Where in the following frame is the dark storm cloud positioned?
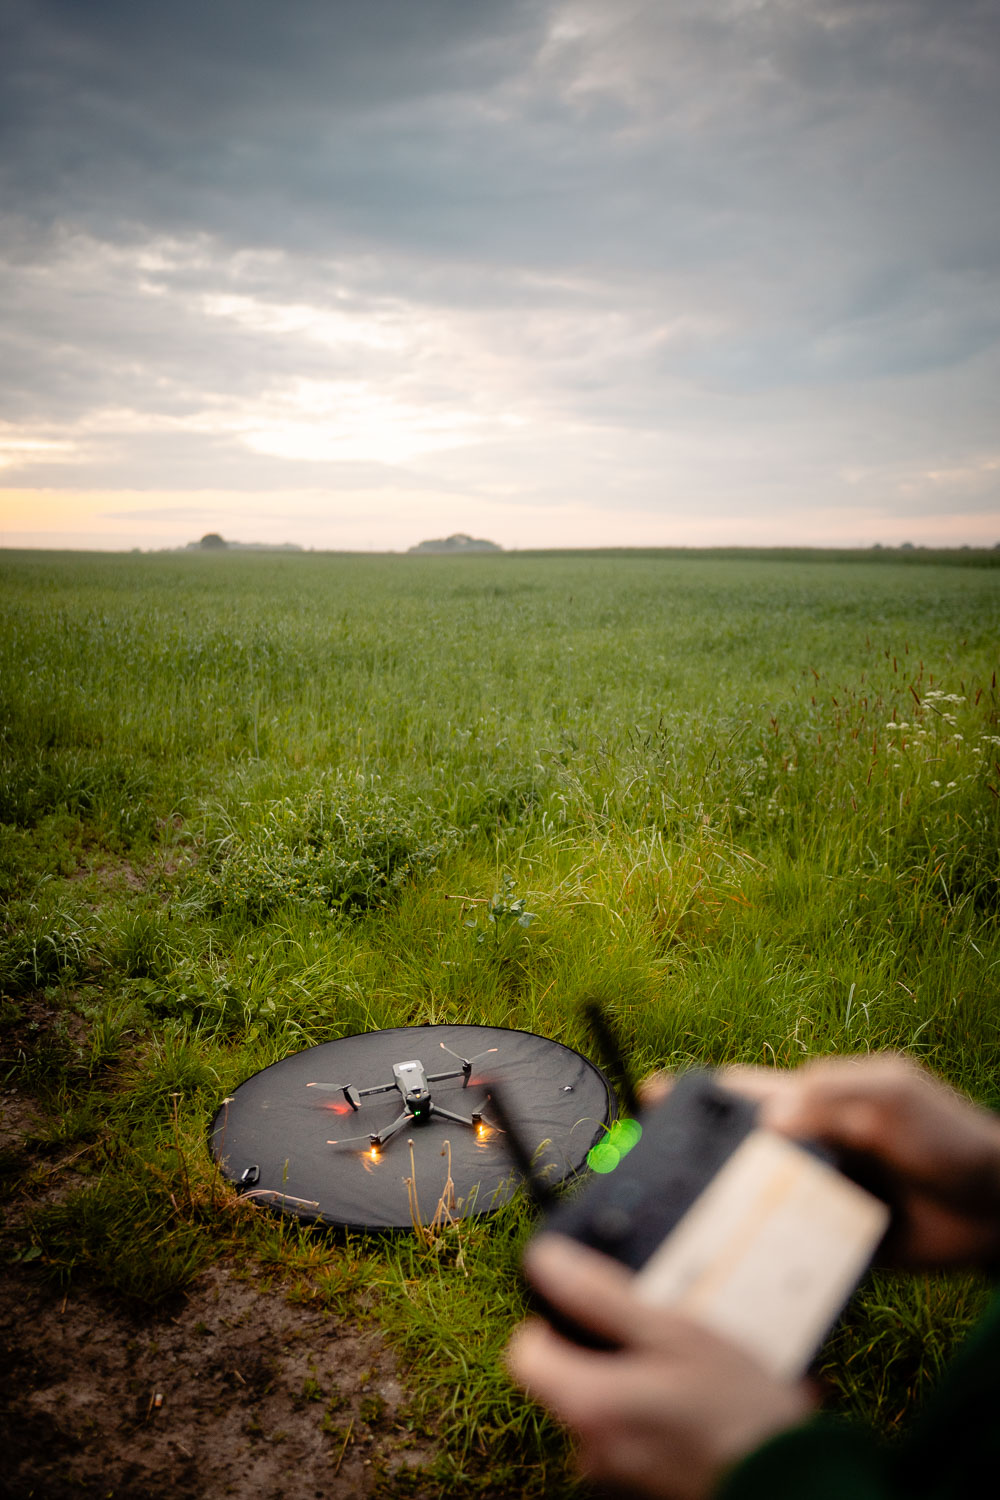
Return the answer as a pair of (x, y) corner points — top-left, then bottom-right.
(5, 0), (997, 277)
(1, 0), (545, 256)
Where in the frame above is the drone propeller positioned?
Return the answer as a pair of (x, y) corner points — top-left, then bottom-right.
(307, 1081), (363, 1110)
(327, 1127), (384, 1157)
(307, 1079), (399, 1108)
(429, 1042), (500, 1086)
(438, 1042), (499, 1068)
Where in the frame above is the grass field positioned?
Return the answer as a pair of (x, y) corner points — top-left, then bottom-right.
(2, 546), (999, 1495)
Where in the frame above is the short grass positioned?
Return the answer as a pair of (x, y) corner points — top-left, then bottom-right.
(2, 546), (999, 1495)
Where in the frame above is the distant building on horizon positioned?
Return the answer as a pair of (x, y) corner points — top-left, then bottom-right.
(407, 532), (502, 554)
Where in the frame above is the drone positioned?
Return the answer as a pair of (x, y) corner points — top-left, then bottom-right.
(306, 1042), (500, 1157)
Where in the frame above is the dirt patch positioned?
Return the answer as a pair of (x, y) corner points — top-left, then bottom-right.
(1, 992), (91, 1049)
(67, 846), (196, 894)
(0, 1086), (46, 1152)
(1, 1067), (437, 1500)
(67, 857), (147, 893)
(0, 1262), (436, 1500)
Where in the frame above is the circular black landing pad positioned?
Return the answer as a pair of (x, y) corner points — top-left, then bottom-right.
(210, 1024), (613, 1231)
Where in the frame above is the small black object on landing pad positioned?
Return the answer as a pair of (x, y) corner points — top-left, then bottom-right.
(210, 1024), (613, 1231)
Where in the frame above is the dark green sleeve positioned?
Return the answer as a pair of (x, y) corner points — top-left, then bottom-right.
(716, 1421), (895, 1500)
(894, 1288), (1000, 1498)
(719, 1289), (1000, 1500)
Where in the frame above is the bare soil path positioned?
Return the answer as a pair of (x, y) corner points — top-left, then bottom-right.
(0, 1260), (435, 1500)
(0, 1076), (439, 1500)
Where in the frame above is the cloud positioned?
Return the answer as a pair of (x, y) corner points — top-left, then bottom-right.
(6, 2), (998, 279)
(1, 1), (999, 547)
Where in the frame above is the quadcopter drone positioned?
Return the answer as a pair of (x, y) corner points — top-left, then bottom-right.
(306, 1042), (500, 1157)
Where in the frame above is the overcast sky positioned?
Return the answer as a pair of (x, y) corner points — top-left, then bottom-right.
(2, 0), (998, 551)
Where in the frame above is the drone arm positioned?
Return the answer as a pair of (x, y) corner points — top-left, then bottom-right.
(425, 1068), (467, 1084)
(327, 1107), (412, 1150)
(373, 1110), (414, 1148)
(357, 1081), (399, 1099)
(428, 1101), (477, 1128)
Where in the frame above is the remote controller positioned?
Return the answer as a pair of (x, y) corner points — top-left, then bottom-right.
(526, 1068), (891, 1376)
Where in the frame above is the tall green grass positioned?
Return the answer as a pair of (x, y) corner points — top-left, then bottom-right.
(1, 547), (998, 1495)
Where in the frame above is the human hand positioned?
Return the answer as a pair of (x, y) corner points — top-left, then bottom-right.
(642, 1054), (1000, 1270)
(507, 1234), (812, 1500)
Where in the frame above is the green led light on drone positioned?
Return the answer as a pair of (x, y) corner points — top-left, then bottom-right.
(586, 1117), (643, 1175)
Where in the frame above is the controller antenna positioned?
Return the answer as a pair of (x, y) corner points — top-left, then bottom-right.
(487, 1084), (558, 1213)
(580, 998), (641, 1119)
